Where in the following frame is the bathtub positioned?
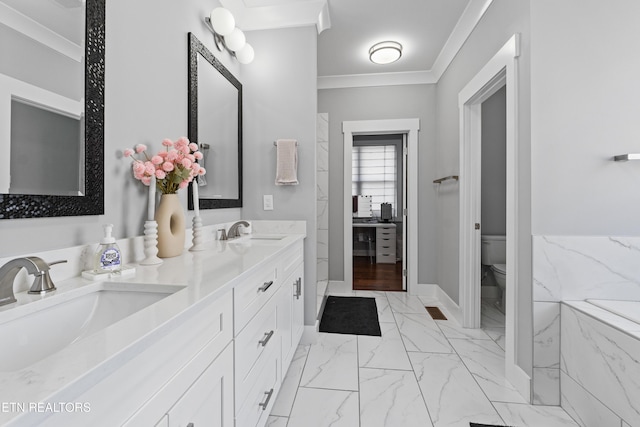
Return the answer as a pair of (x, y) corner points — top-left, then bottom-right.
(560, 300), (640, 426)
(586, 299), (640, 326)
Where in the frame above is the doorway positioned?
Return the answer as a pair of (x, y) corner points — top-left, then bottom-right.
(342, 119), (419, 294)
(351, 134), (406, 291)
(458, 34), (530, 401)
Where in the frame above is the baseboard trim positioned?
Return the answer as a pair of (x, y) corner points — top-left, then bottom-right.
(410, 283), (440, 296)
(508, 363), (532, 403)
(412, 284), (463, 325)
(301, 323), (318, 345)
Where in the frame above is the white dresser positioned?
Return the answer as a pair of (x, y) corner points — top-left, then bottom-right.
(375, 225), (396, 264)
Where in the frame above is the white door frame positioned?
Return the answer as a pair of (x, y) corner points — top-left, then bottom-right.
(458, 34), (530, 400)
(343, 119), (420, 293)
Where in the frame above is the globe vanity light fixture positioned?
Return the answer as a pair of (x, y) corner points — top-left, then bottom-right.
(369, 41), (402, 65)
(205, 7), (254, 64)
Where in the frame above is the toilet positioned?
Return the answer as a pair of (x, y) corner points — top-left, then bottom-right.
(481, 235), (506, 312)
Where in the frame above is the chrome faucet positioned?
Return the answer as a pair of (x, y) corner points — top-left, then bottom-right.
(227, 221), (250, 239)
(0, 257), (66, 307)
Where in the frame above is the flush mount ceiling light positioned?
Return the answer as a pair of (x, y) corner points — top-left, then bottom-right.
(369, 41), (402, 65)
(204, 7), (254, 64)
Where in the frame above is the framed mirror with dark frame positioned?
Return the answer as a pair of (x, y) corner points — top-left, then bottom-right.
(187, 32), (243, 210)
(0, 0), (105, 219)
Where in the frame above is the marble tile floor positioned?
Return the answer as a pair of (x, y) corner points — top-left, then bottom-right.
(268, 288), (580, 427)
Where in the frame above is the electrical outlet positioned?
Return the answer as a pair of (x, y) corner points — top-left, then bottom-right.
(263, 195), (274, 210)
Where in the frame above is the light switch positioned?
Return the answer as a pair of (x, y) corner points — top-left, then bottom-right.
(263, 195), (273, 210)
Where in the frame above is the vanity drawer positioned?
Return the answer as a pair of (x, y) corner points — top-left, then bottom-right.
(234, 264), (280, 334)
(235, 300), (279, 404)
(280, 240), (304, 282)
(376, 238), (395, 252)
(235, 347), (280, 427)
(376, 226), (395, 237)
(376, 253), (396, 264)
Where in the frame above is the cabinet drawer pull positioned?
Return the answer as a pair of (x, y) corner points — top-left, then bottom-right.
(259, 388), (274, 410)
(296, 278), (302, 299)
(258, 330), (275, 347)
(258, 280), (274, 292)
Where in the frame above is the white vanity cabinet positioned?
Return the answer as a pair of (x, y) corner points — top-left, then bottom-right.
(163, 344), (234, 427)
(277, 260), (304, 370)
(119, 291), (235, 427)
(6, 234), (306, 427)
(234, 239), (305, 427)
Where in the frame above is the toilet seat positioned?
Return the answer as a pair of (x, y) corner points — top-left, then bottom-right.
(492, 264), (507, 275)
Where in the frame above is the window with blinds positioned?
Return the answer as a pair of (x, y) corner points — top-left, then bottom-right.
(352, 145), (397, 217)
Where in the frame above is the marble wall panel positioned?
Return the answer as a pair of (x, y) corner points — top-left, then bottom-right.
(316, 114), (329, 284)
(561, 304), (640, 426)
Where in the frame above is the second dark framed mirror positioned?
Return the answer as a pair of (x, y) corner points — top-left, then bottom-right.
(187, 32), (242, 210)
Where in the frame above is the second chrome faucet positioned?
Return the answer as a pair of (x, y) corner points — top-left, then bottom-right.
(219, 221), (250, 241)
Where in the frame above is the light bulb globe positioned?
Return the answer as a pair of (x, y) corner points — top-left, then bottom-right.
(210, 8), (235, 36)
(236, 43), (254, 64)
(225, 28), (246, 52)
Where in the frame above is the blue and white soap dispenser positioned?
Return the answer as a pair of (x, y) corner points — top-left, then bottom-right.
(94, 224), (122, 274)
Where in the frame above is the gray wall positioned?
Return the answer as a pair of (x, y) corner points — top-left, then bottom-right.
(481, 86), (507, 236)
(530, 0), (640, 235)
(434, 0), (532, 375)
(0, 0), (244, 257)
(318, 84), (437, 285)
(241, 27), (318, 325)
(10, 100), (81, 195)
(0, 22), (82, 100)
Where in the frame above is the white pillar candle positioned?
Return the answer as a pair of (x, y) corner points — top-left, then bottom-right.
(192, 178), (200, 217)
(148, 179), (156, 221)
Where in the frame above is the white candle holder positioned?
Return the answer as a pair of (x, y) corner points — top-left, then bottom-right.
(189, 215), (207, 251)
(140, 220), (163, 265)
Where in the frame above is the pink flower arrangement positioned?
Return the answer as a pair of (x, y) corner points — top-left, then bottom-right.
(123, 137), (206, 194)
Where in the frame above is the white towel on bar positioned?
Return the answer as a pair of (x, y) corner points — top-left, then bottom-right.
(275, 139), (299, 185)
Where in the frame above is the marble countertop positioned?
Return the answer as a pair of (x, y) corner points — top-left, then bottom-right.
(0, 231), (305, 424)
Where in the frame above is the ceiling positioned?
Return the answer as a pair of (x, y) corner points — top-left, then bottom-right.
(224, 0), (494, 87)
(317, 0), (470, 77)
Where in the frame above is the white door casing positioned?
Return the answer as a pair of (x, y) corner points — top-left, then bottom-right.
(458, 34), (530, 401)
(343, 119), (420, 293)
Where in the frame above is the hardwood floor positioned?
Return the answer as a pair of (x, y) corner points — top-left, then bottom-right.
(352, 256), (403, 291)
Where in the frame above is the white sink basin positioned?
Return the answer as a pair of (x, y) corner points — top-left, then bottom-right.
(249, 234), (287, 241)
(0, 282), (183, 372)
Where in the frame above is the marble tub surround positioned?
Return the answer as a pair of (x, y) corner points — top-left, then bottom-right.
(531, 235), (640, 406)
(561, 302), (640, 427)
(0, 223), (305, 426)
(533, 235), (640, 302)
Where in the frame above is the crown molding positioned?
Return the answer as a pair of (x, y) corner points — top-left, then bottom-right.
(318, 70), (437, 90)
(221, 0), (330, 33)
(318, 0), (494, 89)
(430, 0), (494, 80)
(0, 2), (82, 62)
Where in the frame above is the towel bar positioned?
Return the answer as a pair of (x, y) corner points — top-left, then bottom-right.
(433, 175), (459, 184)
(273, 141), (298, 146)
(613, 154), (640, 161)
